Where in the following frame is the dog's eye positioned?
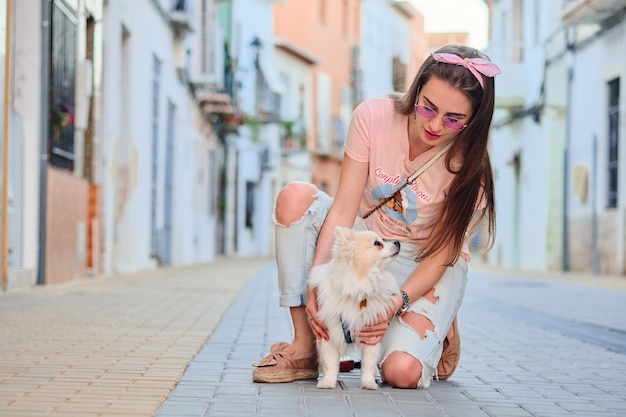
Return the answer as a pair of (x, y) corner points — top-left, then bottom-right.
(374, 241), (383, 247)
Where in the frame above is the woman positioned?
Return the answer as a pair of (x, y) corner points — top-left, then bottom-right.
(253, 44), (499, 389)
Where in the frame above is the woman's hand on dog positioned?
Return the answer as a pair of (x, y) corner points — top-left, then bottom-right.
(305, 286), (401, 344)
(306, 287), (329, 340)
(358, 297), (401, 345)
(358, 313), (393, 345)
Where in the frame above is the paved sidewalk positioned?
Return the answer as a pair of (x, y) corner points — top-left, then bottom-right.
(1, 257), (625, 417)
(156, 262), (626, 417)
(0, 256), (271, 417)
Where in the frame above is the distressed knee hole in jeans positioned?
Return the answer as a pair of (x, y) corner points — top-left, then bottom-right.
(273, 195), (318, 228)
(401, 288), (439, 338)
(380, 282), (458, 388)
(273, 183), (320, 227)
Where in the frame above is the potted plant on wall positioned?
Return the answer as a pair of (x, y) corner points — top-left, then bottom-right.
(51, 103), (75, 139)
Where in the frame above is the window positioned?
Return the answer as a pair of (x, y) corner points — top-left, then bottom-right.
(245, 181), (255, 229)
(161, 101), (176, 265)
(607, 78), (620, 208)
(49, 0), (78, 171)
(316, 72), (331, 149)
(173, 0), (185, 11)
(208, 150), (217, 216)
(254, 67), (281, 120)
(150, 55), (161, 257)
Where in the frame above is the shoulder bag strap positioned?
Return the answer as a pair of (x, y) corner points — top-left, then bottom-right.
(363, 141), (453, 219)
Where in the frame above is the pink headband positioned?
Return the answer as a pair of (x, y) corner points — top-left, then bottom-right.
(431, 52), (501, 88)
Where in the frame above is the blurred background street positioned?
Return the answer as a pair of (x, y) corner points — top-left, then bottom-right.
(1, 0), (626, 416)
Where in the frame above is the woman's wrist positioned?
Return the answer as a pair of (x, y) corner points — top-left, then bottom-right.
(390, 294), (403, 317)
(395, 290), (411, 317)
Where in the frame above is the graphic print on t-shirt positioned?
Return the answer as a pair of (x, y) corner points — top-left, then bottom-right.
(371, 179), (417, 225)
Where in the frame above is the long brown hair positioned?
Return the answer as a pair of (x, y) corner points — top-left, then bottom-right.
(393, 44), (496, 265)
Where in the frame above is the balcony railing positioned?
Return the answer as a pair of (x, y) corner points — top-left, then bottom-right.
(280, 119), (307, 155)
(562, 0), (626, 25)
(169, 0), (193, 39)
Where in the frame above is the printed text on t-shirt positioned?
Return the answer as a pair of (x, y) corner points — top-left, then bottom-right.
(373, 167), (402, 188)
(408, 182), (432, 203)
(373, 167), (433, 203)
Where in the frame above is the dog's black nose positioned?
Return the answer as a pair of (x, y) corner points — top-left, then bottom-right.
(394, 241), (400, 248)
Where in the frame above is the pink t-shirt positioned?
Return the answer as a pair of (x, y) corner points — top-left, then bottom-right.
(344, 97), (473, 260)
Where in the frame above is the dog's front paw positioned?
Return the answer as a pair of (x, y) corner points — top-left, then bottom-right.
(316, 377), (337, 389)
(360, 376), (378, 390)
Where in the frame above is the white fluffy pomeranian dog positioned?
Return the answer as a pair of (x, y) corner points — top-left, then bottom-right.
(308, 227), (400, 389)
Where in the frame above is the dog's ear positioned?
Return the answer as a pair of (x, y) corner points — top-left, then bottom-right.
(334, 226), (354, 245)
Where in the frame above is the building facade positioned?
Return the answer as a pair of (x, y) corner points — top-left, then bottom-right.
(562, 0), (626, 275)
(487, 0), (626, 275)
(1, 0), (505, 291)
(273, 0), (430, 197)
(487, 0), (568, 271)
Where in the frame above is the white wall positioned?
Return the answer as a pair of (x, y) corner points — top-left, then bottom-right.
(490, 122), (516, 267)
(568, 24), (625, 217)
(567, 20), (626, 272)
(488, 0), (567, 271)
(101, 0), (218, 273)
(489, 0), (626, 273)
